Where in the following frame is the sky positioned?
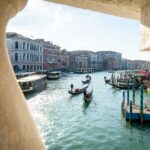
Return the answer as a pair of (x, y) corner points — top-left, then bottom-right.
(6, 0), (150, 60)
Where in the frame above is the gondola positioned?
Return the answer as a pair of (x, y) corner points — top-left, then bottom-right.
(83, 89), (93, 102)
(82, 75), (91, 84)
(109, 82), (133, 89)
(113, 84), (132, 89)
(82, 79), (90, 84)
(68, 85), (88, 95)
(104, 76), (110, 84)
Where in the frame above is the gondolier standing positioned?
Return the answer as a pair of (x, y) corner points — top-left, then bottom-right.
(70, 84), (74, 92)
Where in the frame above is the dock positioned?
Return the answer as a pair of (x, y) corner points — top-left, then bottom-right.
(121, 81), (150, 123)
(122, 104), (150, 122)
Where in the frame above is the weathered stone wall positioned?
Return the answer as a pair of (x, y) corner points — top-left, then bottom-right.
(48, 0), (141, 20)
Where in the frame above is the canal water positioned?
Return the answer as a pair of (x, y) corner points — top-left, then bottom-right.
(26, 72), (150, 150)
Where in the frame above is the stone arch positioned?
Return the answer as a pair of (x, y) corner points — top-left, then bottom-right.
(0, 0), (46, 149)
(1, 0), (150, 150)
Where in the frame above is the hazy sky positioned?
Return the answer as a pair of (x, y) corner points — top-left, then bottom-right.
(6, 0), (150, 60)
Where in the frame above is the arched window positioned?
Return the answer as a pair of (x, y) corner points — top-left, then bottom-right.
(15, 53), (18, 61)
(30, 65), (33, 71)
(23, 53), (25, 61)
(27, 54), (29, 61)
(27, 65), (29, 71)
(23, 42), (25, 49)
(15, 41), (18, 49)
(23, 65), (26, 70)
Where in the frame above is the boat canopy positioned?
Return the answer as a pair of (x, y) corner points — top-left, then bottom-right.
(18, 74), (47, 83)
(138, 70), (150, 78)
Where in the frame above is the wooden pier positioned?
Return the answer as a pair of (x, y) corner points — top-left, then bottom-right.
(121, 81), (150, 123)
(122, 104), (150, 122)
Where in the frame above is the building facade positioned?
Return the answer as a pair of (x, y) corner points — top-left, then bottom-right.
(7, 32), (43, 72)
(97, 51), (122, 70)
(6, 32), (149, 73)
(60, 49), (70, 71)
(69, 50), (122, 72)
(88, 52), (98, 71)
(42, 41), (61, 71)
(122, 59), (150, 70)
(69, 51), (90, 72)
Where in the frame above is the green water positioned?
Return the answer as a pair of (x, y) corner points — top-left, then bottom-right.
(26, 72), (150, 150)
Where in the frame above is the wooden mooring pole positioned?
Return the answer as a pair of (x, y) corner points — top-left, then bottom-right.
(123, 91), (125, 104)
(122, 91), (125, 116)
(140, 84), (144, 123)
(127, 80), (129, 106)
(132, 80), (135, 105)
(129, 100), (132, 123)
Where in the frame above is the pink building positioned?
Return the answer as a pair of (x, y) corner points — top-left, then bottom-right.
(43, 41), (61, 71)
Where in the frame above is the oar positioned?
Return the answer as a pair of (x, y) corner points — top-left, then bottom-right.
(93, 98), (96, 105)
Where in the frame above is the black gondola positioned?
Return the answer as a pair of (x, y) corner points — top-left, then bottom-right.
(104, 76), (110, 84)
(68, 85), (88, 95)
(108, 81), (133, 89)
(82, 75), (91, 84)
(83, 89), (93, 102)
(82, 79), (90, 84)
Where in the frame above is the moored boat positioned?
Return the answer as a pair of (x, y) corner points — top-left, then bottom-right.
(47, 71), (62, 80)
(104, 76), (110, 84)
(18, 74), (47, 93)
(16, 72), (36, 79)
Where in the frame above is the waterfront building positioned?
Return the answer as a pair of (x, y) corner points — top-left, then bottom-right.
(96, 52), (104, 71)
(7, 32), (43, 72)
(88, 52), (98, 71)
(133, 60), (149, 69)
(122, 59), (134, 70)
(75, 55), (89, 68)
(121, 59), (149, 70)
(69, 50), (122, 72)
(60, 49), (70, 72)
(69, 51), (93, 72)
(97, 51), (122, 70)
(43, 41), (61, 71)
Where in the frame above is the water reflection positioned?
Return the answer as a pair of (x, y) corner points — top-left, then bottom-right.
(82, 100), (91, 114)
(26, 72), (150, 150)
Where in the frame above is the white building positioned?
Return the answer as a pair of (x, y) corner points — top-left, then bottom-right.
(7, 32), (43, 72)
(88, 53), (98, 70)
(75, 55), (89, 68)
(97, 51), (122, 70)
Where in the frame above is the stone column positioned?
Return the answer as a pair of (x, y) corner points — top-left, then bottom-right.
(141, 0), (150, 51)
(0, 0), (46, 149)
